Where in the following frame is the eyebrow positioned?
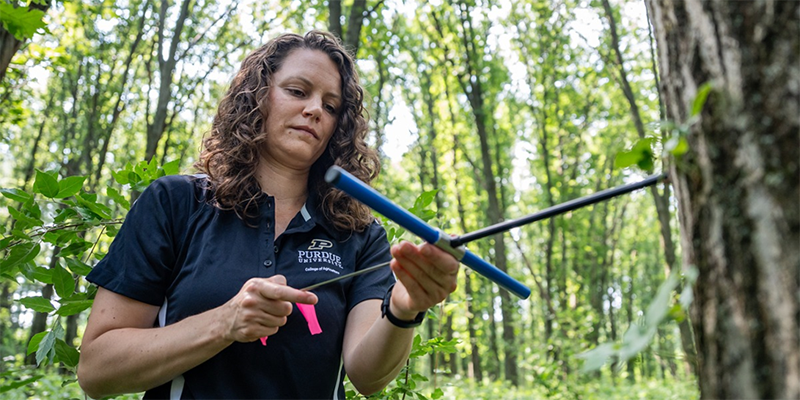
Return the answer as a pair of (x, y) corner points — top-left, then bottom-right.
(285, 76), (341, 101)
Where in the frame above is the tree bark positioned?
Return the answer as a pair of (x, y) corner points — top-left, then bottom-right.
(0, 1), (50, 84)
(343, 0), (366, 57)
(146, 0), (192, 161)
(453, 98), (483, 383)
(454, 2), (518, 384)
(328, 0), (342, 39)
(645, 0), (799, 398)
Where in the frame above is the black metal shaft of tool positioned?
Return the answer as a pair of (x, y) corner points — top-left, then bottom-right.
(449, 174), (667, 247)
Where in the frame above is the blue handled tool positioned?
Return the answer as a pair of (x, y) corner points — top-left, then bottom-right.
(325, 166), (532, 299)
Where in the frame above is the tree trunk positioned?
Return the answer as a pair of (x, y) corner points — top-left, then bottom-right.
(343, 0), (366, 57)
(454, 117), (483, 383)
(645, 1), (799, 398)
(328, 0), (342, 39)
(0, 1), (50, 83)
(146, 0), (192, 161)
(455, 2), (518, 384)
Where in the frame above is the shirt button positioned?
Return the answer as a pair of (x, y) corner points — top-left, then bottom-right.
(274, 247), (279, 253)
(263, 260), (273, 267)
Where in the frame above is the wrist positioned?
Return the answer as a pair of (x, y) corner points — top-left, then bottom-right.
(389, 298), (420, 321)
(381, 284), (425, 328)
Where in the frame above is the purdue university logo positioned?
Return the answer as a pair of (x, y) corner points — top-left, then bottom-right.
(298, 239), (342, 271)
(308, 239), (333, 251)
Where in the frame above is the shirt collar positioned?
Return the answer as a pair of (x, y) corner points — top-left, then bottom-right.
(280, 189), (343, 239)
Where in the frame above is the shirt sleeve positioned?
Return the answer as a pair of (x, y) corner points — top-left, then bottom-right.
(86, 176), (189, 306)
(346, 220), (395, 312)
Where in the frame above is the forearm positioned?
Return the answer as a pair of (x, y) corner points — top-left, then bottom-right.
(343, 301), (418, 395)
(78, 306), (232, 398)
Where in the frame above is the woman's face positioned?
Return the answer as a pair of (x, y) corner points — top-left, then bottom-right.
(260, 49), (342, 171)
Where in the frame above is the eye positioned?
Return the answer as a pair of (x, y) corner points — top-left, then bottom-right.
(324, 104), (338, 114)
(287, 88), (305, 97)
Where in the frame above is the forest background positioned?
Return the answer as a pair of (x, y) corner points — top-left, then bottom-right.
(1, 0), (796, 399)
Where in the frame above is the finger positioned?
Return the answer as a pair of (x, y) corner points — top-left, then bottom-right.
(251, 276), (318, 304)
(419, 243), (460, 276)
(391, 244), (440, 291)
(391, 256), (448, 303)
(392, 242), (456, 287)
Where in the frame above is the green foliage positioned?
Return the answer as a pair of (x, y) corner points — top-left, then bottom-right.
(0, 0), (702, 397)
(442, 377), (698, 400)
(615, 137), (655, 171)
(578, 265), (699, 372)
(0, 160), (179, 377)
(346, 334), (460, 400)
(380, 189), (439, 245)
(0, 366), (141, 399)
(0, 3), (47, 41)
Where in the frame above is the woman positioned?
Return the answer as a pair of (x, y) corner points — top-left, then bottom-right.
(77, 31), (459, 399)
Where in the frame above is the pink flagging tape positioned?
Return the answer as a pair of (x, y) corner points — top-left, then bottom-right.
(259, 303), (322, 346)
(297, 303), (322, 335)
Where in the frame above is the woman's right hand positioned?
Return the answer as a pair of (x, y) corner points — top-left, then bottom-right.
(220, 275), (318, 343)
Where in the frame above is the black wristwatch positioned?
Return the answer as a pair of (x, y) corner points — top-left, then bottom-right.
(381, 284), (426, 328)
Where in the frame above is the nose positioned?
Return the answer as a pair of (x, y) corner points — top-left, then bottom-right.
(303, 96), (323, 120)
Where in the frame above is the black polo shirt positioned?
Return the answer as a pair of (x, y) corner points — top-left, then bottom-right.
(87, 175), (394, 399)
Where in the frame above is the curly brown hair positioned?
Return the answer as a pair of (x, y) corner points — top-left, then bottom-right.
(195, 31), (380, 232)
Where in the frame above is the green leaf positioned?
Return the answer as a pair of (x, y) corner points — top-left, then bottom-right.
(664, 135), (689, 156)
(64, 257), (93, 276)
(0, 375), (42, 393)
(0, 3), (47, 41)
(680, 286), (694, 309)
(33, 169), (59, 198)
(54, 339), (80, 367)
(691, 82), (713, 116)
(55, 299), (93, 316)
(53, 230), (79, 247)
(0, 236), (12, 252)
(27, 331), (47, 355)
(431, 388), (444, 399)
(111, 169), (129, 185)
(53, 319), (65, 339)
(0, 188), (32, 203)
(577, 343), (615, 372)
(645, 273), (679, 326)
(35, 329), (56, 366)
(75, 193), (112, 219)
(413, 189), (438, 210)
(8, 205), (42, 227)
(614, 150), (642, 169)
(22, 197), (41, 218)
(19, 296), (55, 313)
(106, 224), (120, 237)
(615, 137), (655, 171)
(55, 176), (86, 198)
(0, 242), (40, 273)
(58, 239), (93, 257)
(21, 263), (53, 284)
(162, 159), (181, 175)
(53, 207), (79, 223)
(52, 264), (75, 298)
(106, 187), (130, 210)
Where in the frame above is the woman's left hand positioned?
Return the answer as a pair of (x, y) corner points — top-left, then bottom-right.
(388, 241), (460, 320)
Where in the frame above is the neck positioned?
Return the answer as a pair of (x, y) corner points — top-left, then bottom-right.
(255, 159), (310, 203)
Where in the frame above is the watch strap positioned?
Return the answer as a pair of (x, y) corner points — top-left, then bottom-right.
(381, 283), (425, 328)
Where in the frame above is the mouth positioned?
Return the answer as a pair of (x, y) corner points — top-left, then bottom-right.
(292, 125), (318, 139)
